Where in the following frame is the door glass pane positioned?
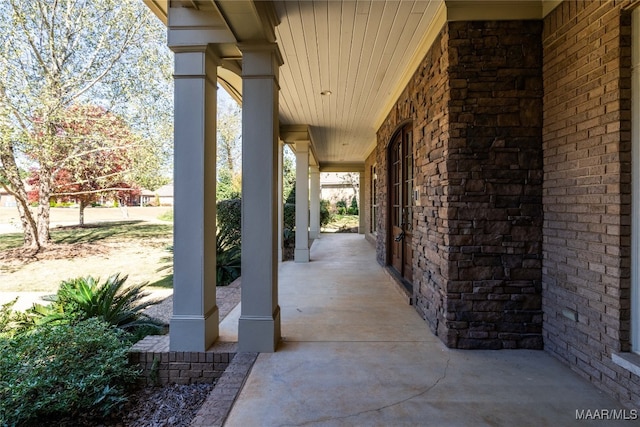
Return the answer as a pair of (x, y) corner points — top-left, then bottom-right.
(406, 130), (413, 231)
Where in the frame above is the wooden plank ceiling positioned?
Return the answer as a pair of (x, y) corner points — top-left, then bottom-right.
(146, 1), (558, 169)
(273, 1), (442, 168)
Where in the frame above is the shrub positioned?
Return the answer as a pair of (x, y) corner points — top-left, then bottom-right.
(156, 227), (241, 287)
(0, 300), (29, 339)
(157, 209), (173, 222)
(217, 198), (241, 245)
(217, 226), (241, 286)
(283, 183), (296, 230)
(283, 202), (296, 230)
(0, 318), (139, 425)
(320, 199), (333, 226)
(336, 199), (347, 215)
(215, 199), (242, 285)
(28, 274), (162, 336)
(347, 196), (359, 215)
(217, 170), (242, 200)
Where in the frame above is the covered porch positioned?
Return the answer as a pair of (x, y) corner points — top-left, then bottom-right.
(144, 0), (640, 409)
(211, 233), (623, 426)
(146, 0), (559, 353)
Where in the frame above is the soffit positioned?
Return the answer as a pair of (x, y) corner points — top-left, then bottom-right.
(147, 1), (562, 170)
(274, 0), (561, 169)
(274, 0), (445, 168)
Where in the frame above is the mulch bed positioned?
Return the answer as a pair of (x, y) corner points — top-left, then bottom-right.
(45, 382), (216, 427)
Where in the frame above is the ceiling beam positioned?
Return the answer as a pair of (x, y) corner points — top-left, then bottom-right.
(215, 0), (279, 43)
(280, 124), (319, 167)
(143, 0), (168, 24)
(445, 0), (556, 21)
(320, 163), (365, 173)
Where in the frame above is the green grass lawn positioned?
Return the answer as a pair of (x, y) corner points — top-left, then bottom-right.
(323, 214), (360, 232)
(0, 221), (172, 251)
(0, 221), (173, 292)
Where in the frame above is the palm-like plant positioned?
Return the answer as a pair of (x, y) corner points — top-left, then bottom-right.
(157, 226), (242, 286)
(216, 226), (241, 286)
(29, 274), (162, 334)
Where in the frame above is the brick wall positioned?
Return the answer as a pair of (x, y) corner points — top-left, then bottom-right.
(542, 0), (639, 407)
(129, 336), (235, 386)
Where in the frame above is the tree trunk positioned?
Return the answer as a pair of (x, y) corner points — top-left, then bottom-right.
(36, 169), (52, 246)
(225, 144), (234, 174)
(119, 198), (129, 218)
(0, 149), (39, 249)
(10, 186), (39, 249)
(15, 198), (38, 249)
(79, 199), (85, 226)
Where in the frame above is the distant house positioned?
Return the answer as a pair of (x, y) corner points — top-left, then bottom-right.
(0, 187), (16, 208)
(139, 183), (174, 207)
(139, 188), (156, 206)
(320, 173), (358, 209)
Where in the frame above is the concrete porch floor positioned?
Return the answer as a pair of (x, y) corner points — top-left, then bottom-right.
(219, 233), (625, 426)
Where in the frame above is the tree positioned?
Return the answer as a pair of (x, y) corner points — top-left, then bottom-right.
(282, 145), (296, 203)
(348, 196), (359, 215)
(217, 94), (241, 175)
(216, 91), (242, 200)
(217, 169), (241, 201)
(340, 172), (360, 203)
(0, 0), (172, 250)
(25, 105), (154, 225)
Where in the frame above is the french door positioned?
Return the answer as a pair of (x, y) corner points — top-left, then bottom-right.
(389, 124), (413, 285)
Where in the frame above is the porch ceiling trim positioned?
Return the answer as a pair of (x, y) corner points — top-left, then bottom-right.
(143, 0), (168, 24)
(320, 162), (365, 174)
(445, 0), (562, 21)
(280, 124), (319, 167)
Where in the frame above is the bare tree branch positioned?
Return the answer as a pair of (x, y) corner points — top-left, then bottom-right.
(52, 187), (137, 196)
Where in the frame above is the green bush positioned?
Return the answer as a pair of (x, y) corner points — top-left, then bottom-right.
(217, 226), (241, 286)
(217, 170), (241, 200)
(0, 300), (29, 339)
(157, 209), (173, 222)
(320, 199), (333, 226)
(283, 183), (296, 230)
(0, 318), (139, 425)
(336, 199), (347, 215)
(347, 196), (359, 215)
(283, 202), (296, 230)
(157, 226), (241, 287)
(217, 198), (241, 245)
(28, 275), (162, 336)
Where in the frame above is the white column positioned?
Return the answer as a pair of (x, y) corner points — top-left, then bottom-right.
(294, 141), (310, 262)
(309, 166), (320, 239)
(278, 141), (285, 261)
(238, 43), (282, 353)
(170, 46), (219, 351)
(359, 172), (366, 234)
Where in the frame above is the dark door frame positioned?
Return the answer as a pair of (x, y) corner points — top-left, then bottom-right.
(386, 121), (414, 294)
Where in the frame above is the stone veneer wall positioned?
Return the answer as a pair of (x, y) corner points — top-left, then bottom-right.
(376, 29), (451, 339)
(542, 0), (639, 407)
(445, 20), (544, 349)
(375, 20), (544, 349)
